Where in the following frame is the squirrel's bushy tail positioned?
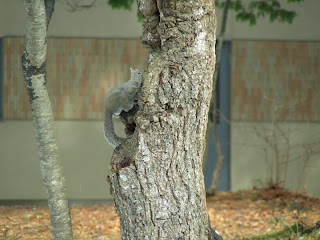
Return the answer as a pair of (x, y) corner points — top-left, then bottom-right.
(104, 110), (125, 148)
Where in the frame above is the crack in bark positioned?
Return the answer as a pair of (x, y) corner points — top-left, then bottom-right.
(138, 0), (161, 50)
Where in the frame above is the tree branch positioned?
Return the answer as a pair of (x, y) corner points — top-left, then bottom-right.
(45, 0), (56, 29)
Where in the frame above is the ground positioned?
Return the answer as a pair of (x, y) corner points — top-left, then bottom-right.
(1, 188), (319, 239)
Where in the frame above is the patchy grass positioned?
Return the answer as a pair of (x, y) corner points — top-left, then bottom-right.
(249, 221), (320, 239)
(1, 188), (319, 239)
(207, 187), (320, 239)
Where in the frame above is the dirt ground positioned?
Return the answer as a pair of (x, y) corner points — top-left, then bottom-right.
(1, 187), (319, 239)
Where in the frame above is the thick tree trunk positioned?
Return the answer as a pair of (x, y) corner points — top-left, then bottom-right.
(22, 1), (73, 239)
(108, 0), (222, 239)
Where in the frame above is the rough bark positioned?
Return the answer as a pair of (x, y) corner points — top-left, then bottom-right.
(22, 0), (73, 239)
(108, 0), (222, 239)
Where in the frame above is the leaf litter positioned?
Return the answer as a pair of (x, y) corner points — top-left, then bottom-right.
(0, 188), (319, 239)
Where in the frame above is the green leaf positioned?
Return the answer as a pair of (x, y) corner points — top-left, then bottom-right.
(236, 11), (252, 22)
(108, 0), (134, 10)
(137, 11), (144, 22)
(248, 1), (258, 11)
(234, 0), (243, 11)
(215, 0), (224, 9)
(249, 13), (256, 26)
(272, 0), (280, 8)
(286, 11), (297, 23)
(287, 0), (304, 3)
(269, 10), (279, 22)
(218, 0), (303, 26)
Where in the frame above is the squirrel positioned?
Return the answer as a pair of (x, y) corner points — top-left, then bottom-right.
(103, 68), (142, 148)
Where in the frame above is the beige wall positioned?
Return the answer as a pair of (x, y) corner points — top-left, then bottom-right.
(0, 120), (126, 200)
(2, 120), (319, 200)
(1, 0), (320, 40)
(231, 122), (320, 197)
(0, 0), (142, 38)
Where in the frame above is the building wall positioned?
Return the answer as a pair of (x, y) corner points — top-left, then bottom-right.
(231, 122), (320, 197)
(230, 41), (320, 197)
(0, 120), (126, 200)
(1, 0), (320, 40)
(0, 37), (148, 200)
(231, 41), (320, 121)
(2, 38), (319, 199)
(0, 0), (142, 38)
(2, 37), (148, 120)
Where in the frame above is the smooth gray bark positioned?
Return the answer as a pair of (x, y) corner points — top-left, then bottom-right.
(108, 0), (222, 239)
(22, 0), (73, 239)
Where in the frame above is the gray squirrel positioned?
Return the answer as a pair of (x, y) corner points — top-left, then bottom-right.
(103, 68), (142, 148)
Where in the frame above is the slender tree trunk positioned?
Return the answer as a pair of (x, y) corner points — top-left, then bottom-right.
(206, 0), (230, 196)
(108, 0), (222, 239)
(22, 1), (73, 239)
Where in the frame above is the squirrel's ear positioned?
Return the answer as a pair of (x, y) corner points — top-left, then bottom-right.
(130, 67), (133, 75)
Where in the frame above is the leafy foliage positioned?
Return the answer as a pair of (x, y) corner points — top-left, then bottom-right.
(108, 0), (144, 21)
(60, 0), (135, 12)
(108, 0), (134, 10)
(216, 0), (304, 26)
(62, 0), (304, 25)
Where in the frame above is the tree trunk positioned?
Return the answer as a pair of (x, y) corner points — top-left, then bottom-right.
(22, 0), (73, 239)
(108, 0), (222, 239)
(206, 0), (230, 196)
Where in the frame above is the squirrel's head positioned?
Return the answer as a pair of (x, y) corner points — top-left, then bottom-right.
(130, 68), (142, 82)
(124, 68), (142, 97)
